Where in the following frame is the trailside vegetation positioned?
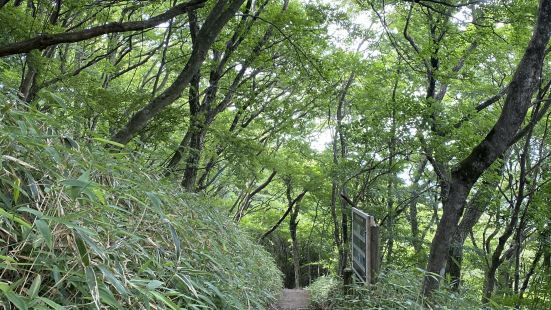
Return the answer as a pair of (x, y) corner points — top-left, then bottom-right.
(1, 0), (550, 309)
(0, 98), (282, 309)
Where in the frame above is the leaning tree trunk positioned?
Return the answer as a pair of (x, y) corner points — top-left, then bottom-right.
(447, 159), (506, 290)
(181, 123), (208, 191)
(385, 71), (398, 263)
(409, 158), (427, 256)
(330, 181), (343, 274)
(166, 1), (280, 186)
(112, 0), (245, 144)
(335, 72), (354, 275)
(290, 201), (301, 288)
(19, 1), (62, 102)
(422, 0), (551, 297)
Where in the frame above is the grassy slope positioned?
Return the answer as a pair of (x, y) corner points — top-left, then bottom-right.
(0, 99), (282, 309)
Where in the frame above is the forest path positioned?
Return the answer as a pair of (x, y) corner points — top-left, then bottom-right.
(277, 289), (310, 310)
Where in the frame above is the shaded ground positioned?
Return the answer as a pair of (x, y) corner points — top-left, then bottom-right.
(277, 289), (310, 310)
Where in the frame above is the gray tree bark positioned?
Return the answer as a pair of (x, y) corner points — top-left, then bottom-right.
(446, 159), (506, 290)
(423, 0), (551, 296)
(0, 0), (207, 57)
(112, 0), (246, 144)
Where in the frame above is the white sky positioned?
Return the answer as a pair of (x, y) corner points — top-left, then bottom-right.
(309, 127), (333, 152)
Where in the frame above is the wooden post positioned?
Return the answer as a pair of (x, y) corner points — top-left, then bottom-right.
(365, 215), (372, 284)
(343, 268), (353, 295)
(369, 222), (379, 284)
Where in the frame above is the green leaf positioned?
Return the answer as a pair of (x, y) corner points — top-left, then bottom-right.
(204, 281), (224, 299)
(0, 255), (16, 263)
(145, 192), (163, 215)
(17, 207), (43, 218)
(98, 286), (121, 309)
(175, 274), (198, 298)
(13, 176), (21, 203)
(0, 281), (29, 310)
(61, 136), (79, 149)
(42, 90), (66, 109)
(44, 146), (61, 164)
(92, 137), (125, 148)
(163, 218), (181, 262)
(146, 280), (164, 290)
(150, 291), (179, 310)
(26, 173), (40, 200)
(28, 275), (42, 298)
(35, 220), (53, 250)
(61, 178), (91, 189)
(97, 264), (128, 297)
(37, 297), (65, 310)
(76, 229), (106, 261)
(74, 232), (90, 267)
(0, 207), (31, 228)
(85, 266), (101, 310)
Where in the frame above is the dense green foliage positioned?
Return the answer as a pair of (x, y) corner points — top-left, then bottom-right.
(1, 0), (551, 309)
(307, 270), (484, 310)
(0, 98), (281, 309)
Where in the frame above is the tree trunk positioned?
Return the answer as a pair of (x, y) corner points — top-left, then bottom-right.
(340, 199), (349, 276)
(164, 2), (278, 183)
(112, 0), (245, 144)
(165, 129), (192, 173)
(335, 73), (354, 274)
(513, 223), (522, 295)
(0, 0), (11, 9)
(447, 160), (506, 290)
(18, 1), (62, 103)
(330, 180), (343, 274)
(19, 61), (38, 101)
(234, 170), (277, 221)
(423, 0), (551, 296)
(519, 246), (543, 299)
(290, 199), (301, 288)
(181, 123), (207, 191)
(385, 72), (398, 263)
(259, 190), (307, 241)
(409, 158), (427, 255)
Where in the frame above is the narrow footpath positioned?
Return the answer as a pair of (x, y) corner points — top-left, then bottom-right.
(277, 289), (310, 310)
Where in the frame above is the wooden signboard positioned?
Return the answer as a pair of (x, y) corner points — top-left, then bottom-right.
(351, 207), (379, 284)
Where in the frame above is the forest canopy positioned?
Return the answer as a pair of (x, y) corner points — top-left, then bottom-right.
(0, 0), (550, 309)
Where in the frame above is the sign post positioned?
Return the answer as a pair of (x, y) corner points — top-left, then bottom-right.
(351, 207), (379, 284)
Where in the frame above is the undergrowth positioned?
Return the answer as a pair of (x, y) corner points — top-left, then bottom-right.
(0, 96), (282, 309)
(307, 269), (487, 310)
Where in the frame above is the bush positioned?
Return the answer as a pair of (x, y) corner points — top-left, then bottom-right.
(306, 268), (486, 310)
(307, 275), (340, 310)
(0, 99), (282, 309)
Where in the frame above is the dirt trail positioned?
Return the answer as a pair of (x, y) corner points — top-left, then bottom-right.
(276, 289), (310, 310)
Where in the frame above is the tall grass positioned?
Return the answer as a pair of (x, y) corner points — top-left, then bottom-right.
(0, 95), (282, 309)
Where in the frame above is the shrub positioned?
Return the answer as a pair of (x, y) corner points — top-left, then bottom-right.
(307, 275), (340, 310)
(0, 98), (282, 309)
(307, 268), (486, 310)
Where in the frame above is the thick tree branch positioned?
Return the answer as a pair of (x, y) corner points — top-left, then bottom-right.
(0, 0), (207, 57)
(259, 190), (307, 241)
(111, 0), (246, 144)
